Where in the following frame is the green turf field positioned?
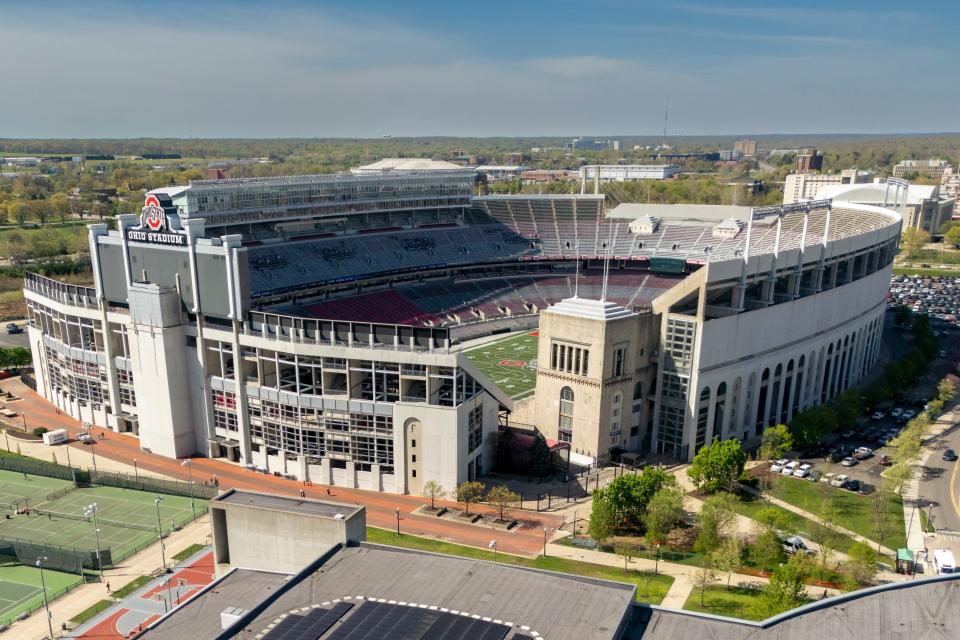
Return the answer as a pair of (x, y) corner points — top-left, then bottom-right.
(0, 474), (203, 561)
(0, 564), (82, 625)
(0, 471), (73, 510)
(465, 330), (540, 399)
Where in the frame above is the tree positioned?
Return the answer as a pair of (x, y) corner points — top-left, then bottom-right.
(455, 481), (486, 516)
(938, 378), (957, 403)
(844, 541), (877, 588)
(693, 556), (718, 606)
(759, 424), (792, 462)
(588, 487), (616, 544)
(807, 495), (842, 567)
(751, 554), (810, 618)
(9, 202), (29, 228)
(694, 492), (738, 554)
(421, 480), (445, 510)
(604, 467), (675, 531)
(751, 529), (785, 574)
(900, 227), (930, 258)
(485, 484), (520, 522)
(945, 224), (960, 247)
(643, 487), (685, 544)
(711, 536), (743, 588)
(871, 488), (897, 556)
(687, 438), (747, 494)
(886, 462), (915, 495)
(892, 304), (912, 327)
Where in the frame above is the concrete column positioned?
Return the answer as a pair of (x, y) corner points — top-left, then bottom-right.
(369, 463), (381, 491)
(320, 458), (332, 485)
(346, 461), (357, 488)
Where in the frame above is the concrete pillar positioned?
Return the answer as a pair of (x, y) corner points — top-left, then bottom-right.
(346, 461), (357, 488)
(319, 458), (332, 485)
(369, 463), (381, 491)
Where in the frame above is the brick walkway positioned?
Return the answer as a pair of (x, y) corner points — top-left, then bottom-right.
(1, 378), (561, 558)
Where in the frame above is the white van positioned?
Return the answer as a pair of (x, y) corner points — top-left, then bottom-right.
(933, 549), (956, 575)
(42, 428), (69, 445)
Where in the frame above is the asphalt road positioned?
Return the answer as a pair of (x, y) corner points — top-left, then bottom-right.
(917, 424), (960, 533)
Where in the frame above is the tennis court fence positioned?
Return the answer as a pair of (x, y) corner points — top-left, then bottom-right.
(0, 537), (102, 575)
(88, 469), (219, 500)
(0, 571), (84, 630)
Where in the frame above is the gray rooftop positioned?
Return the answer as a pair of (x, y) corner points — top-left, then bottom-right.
(142, 568), (291, 640)
(639, 574), (960, 639)
(214, 490), (361, 519)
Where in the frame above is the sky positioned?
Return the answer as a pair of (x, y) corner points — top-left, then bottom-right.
(2, 0), (957, 138)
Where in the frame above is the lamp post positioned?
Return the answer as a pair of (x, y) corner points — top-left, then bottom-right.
(36, 556), (54, 639)
(543, 527), (548, 557)
(133, 458), (138, 481)
(181, 459), (196, 519)
(655, 543), (661, 575)
(165, 577), (174, 611)
(394, 507), (400, 535)
(65, 443), (72, 469)
(155, 496), (167, 572)
(84, 503), (104, 582)
(489, 540), (497, 564)
(91, 440), (97, 471)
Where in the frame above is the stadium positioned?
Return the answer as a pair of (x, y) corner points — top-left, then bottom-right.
(23, 161), (903, 495)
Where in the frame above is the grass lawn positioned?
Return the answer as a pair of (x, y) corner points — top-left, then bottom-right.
(893, 266), (960, 278)
(69, 599), (113, 625)
(172, 543), (207, 563)
(464, 330), (540, 400)
(365, 526), (674, 604)
(683, 585), (767, 621)
(763, 476), (905, 549)
(111, 575), (153, 599)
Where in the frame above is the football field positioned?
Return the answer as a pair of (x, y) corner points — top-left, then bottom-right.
(465, 330), (540, 399)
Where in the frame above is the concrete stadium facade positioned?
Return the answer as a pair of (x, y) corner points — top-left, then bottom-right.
(23, 169), (902, 494)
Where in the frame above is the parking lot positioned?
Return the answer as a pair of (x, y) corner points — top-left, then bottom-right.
(889, 274), (960, 325)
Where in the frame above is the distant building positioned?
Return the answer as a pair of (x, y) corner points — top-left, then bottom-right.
(893, 159), (954, 179)
(718, 149), (742, 162)
(940, 168), (960, 201)
(570, 137), (621, 151)
(580, 165), (681, 183)
(352, 158), (465, 173)
(521, 169), (578, 183)
(733, 139), (758, 156)
(795, 147), (824, 173)
(783, 169), (873, 204)
(656, 152), (720, 162)
(475, 165), (529, 181)
(816, 180), (954, 234)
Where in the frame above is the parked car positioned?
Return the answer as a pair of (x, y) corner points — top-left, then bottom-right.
(871, 411), (887, 421)
(854, 447), (873, 460)
(879, 454), (892, 466)
(770, 459), (789, 473)
(841, 456), (859, 467)
(843, 478), (862, 492)
(793, 463), (813, 478)
(944, 449), (958, 462)
(807, 470), (822, 482)
(857, 483), (875, 496)
(782, 461), (800, 476)
(891, 407), (903, 419)
(831, 474), (849, 487)
(76, 432), (93, 444)
(841, 429), (855, 439)
(820, 472), (836, 485)
(783, 536), (816, 556)
(5, 323), (22, 335)
(902, 409), (917, 420)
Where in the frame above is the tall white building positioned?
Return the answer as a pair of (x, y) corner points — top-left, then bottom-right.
(783, 169), (872, 204)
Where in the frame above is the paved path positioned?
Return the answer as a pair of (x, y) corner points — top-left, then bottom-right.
(0, 379), (562, 558)
(1, 515), (211, 640)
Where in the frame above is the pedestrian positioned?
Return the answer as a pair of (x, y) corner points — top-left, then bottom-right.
(106, 581), (111, 593)
(326, 488), (331, 496)
(299, 489), (305, 498)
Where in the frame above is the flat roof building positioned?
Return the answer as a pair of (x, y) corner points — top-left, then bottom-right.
(783, 169), (872, 204)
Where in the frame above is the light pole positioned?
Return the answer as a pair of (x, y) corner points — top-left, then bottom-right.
(655, 543), (661, 575)
(181, 459), (196, 519)
(134, 458), (138, 481)
(84, 503), (104, 582)
(36, 556), (54, 639)
(543, 527), (548, 557)
(65, 443), (72, 469)
(155, 496), (167, 572)
(91, 441), (97, 471)
(4, 429), (9, 451)
(488, 540), (497, 564)
(165, 577), (174, 611)
(395, 507), (400, 535)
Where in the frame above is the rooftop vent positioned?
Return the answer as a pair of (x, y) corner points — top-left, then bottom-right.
(221, 607), (249, 630)
(629, 215), (660, 235)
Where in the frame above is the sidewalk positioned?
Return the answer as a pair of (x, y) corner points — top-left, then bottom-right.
(2, 515), (212, 640)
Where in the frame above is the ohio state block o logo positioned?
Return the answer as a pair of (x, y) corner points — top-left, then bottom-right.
(141, 195), (166, 231)
(499, 360), (527, 367)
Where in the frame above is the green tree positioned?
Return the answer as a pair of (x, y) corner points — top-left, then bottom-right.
(485, 484), (520, 522)
(588, 487), (616, 544)
(455, 481), (486, 516)
(421, 480), (445, 510)
(808, 494), (842, 567)
(751, 529), (785, 574)
(900, 228), (930, 258)
(693, 557), (718, 607)
(694, 492), (737, 554)
(945, 224), (960, 247)
(751, 554), (810, 618)
(643, 486), (685, 544)
(844, 541), (878, 588)
(604, 467), (676, 531)
(759, 424), (793, 461)
(711, 536), (743, 588)
(687, 438), (747, 493)
(755, 507), (791, 533)
(613, 538), (644, 573)
(938, 378), (957, 403)
(892, 304), (912, 327)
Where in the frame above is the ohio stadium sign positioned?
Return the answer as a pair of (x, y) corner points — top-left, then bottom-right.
(126, 195), (188, 246)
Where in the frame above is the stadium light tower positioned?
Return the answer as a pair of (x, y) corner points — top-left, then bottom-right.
(181, 459), (196, 519)
(84, 502), (104, 582)
(155, 496), (168, 572)
(36, 556), (54, 639)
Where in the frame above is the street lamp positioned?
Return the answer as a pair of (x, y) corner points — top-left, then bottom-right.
(181, 459), (196, 519)
(395, 507), (400, 535)
(543, 527), (549, 557)
(655, 543), (661, 575)
(134, 458), (138, 481)
(155, 496), (167, 572)
(36, 556), (54, 639)
(488, 540), (497, 564)
(84, 503), (104, 582)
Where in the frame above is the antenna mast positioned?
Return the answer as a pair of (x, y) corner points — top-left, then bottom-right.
(662, 95), (669, 148)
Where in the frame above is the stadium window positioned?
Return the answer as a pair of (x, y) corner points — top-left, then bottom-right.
(412, 455), (416, 462)
(412, 439), (416, 448)
(574, 349), (581, 375)
(613, 347), (626, 377)
(551, 343), (558, 369)
(412, 469), (416, 478)
(559, 386), (575, 443)
(582, 350), (589, 376)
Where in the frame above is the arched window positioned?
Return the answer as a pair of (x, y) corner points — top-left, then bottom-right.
(559, 386), (575, 443)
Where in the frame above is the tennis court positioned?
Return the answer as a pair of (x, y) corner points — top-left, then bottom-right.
(465, 330), (540, 399)
(0, 484), (202, 561)
(0, 564), (81, 625)
(0, 469), (73, 511)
